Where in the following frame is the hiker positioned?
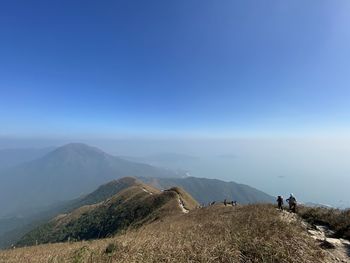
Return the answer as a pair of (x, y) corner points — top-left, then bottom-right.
(286, 193), (297, 213)
(224, 199), (227, 206)
(276, 195), (284, 210)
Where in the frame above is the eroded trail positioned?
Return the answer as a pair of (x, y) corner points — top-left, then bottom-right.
(142, 188), (153, 195)
(178, 197), (189, 213)
(279, 209), (350, 263)
(308, 225), (350, 263)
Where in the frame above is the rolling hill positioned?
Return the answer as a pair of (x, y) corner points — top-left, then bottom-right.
(16, 178), (198, 246)
(0, 177), (145, 248)
(0, 175), (274, 248)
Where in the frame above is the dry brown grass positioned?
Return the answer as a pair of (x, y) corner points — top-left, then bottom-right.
(0, 204), (325, 263)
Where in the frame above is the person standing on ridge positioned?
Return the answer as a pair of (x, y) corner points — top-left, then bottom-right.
(286, 193), (297, 213)
(276, 195), (284, 210)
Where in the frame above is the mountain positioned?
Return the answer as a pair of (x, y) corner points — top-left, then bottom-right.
(1, 175), (274, 248)
(0, 177), (145, 248)
(0, 143), (185, 217)
(0, 147), (54, 170)
(16, 178), (198, 246)
(0, 175), (273, 248)
(139, 176), (275, 204)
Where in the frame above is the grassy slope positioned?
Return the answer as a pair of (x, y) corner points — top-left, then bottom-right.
(0, 204), (324, 263)
(0, 177), (144, 248)
(16, 184), (198, 247)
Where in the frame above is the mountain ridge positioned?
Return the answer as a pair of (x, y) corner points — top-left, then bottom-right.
(16, 179), (198, 246)
(139, 176), (274, 204)
(0, 177), (144, 248)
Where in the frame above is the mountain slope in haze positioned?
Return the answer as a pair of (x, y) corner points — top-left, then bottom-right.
(17, 179), (198, 246)
(0, 147), (54, 170)
(140, 176), (275, 204)
(0, 143), (184, 217)
(0, 177), (142, 248)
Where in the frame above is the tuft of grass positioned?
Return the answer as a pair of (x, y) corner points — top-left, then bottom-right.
(298, 206), (350, 240)
(70, 246), (91, 263)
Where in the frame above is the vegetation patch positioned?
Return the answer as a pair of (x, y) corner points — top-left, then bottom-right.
(298, 206), (350, 240)
(16, 185), (196, 246)
(70, 246), (91, 263)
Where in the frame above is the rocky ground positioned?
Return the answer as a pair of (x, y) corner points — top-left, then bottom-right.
(280, 209), (350, 263)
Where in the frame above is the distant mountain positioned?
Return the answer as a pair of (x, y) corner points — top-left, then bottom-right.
(0, 147), (54, 170)
(303, 202), (333, 209)
(16, 178), (198, 246)
(139, 176), (275, 205)
(0, 143), (184, 217)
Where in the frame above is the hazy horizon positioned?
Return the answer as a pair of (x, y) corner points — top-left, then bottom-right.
(1, 136), (349, 208)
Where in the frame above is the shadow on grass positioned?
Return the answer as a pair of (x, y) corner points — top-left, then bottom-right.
(346, 243), (350, 258)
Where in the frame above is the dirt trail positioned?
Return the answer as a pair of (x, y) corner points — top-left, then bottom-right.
(178, 197), (189, 213)
(279, 209), (350, 263)
(142, 188), (153, 195)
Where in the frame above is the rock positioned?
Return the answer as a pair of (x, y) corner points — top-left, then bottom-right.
(325, 238), (342, 246)
(340, 239), (350, 245)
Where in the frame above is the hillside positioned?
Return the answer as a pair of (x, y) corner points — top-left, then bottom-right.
(0, 143), (184, 217)
(140, 176), (274, 204)
(0, 204), (327, 263)
(0, 177), (149, 248)
(0, 175), (274, 249)
(16, 181), (198, 246)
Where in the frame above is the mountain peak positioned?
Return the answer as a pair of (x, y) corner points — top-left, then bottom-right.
(42, 143), (110, 163)
(53, 143), (106, 155)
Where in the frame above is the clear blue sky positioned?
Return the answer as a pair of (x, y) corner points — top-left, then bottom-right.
(1, 1), (350, 138)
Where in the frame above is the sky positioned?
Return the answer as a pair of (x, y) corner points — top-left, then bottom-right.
(1, 0), (350, 138)
(1, 1), (350, 207)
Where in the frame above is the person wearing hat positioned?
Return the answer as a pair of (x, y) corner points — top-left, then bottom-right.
(286, 193), (297, 213)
